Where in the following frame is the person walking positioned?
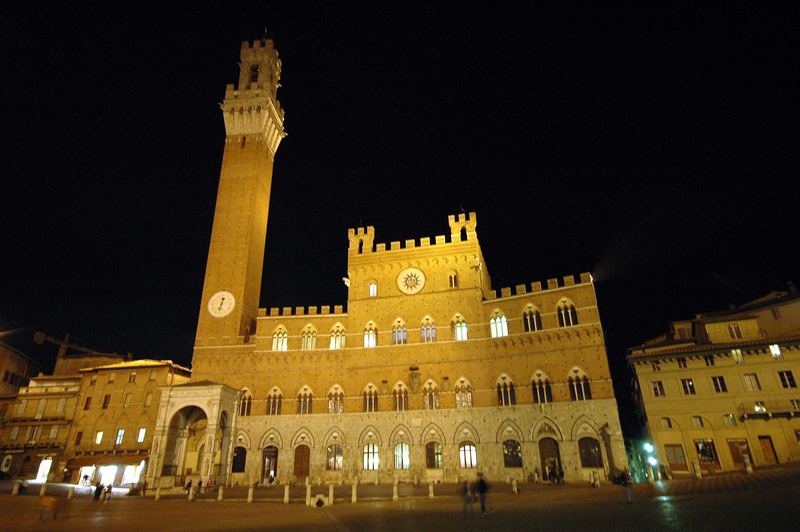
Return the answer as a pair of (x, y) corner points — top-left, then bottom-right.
(185, 479), (193, 495)
(460, 481), (474, 518)
(93, 483), (103, 502)
(103, 484), (112, 503)
(621, 469), (633, 503)
(475, 473), (490, 517)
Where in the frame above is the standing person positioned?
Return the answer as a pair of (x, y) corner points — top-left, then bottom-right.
(103, 484), (112, 503)
(460, 481), (473, 518)
(198, 479), (203, 494)
(93, 483), (103, 502)
(141, 478), (147, 496)
(621, 469), (632, 503)
(185, 479), (193, 495)
(557, 466), (565, 486)
(475, 473), (489, 517)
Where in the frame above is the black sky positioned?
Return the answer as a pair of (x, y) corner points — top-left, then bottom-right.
(2, 2), (798, 436)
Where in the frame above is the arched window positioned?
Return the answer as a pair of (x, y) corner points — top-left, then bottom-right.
(327, 444), (343, 471)
(266, 388), (283, 415)
(232, 446), (247, 473)
(422, 381), (439, 410)
(490, 312), (509, 338)
(363, 443), (379, 470)
(239, 392), (252, 416)
(459, 442), (477, 468)
(568, 368), (592, 401)
(503, 439), (523, 468)
(496, 375), (516, 406)
(301, 325), (317, 350)
(394, 442), (410, 470)
(448, 272), (459, 289)
(329, 324), (346, 350)
(531, 373), (553, 404)
(578, 437), (603, 467)
(363, 322), (378, 348)
(297, 387), (313, 414)
(392, 319), (407, 345)
(363, 384), (379, 413)
(426, 441), (443, 469)
(327, 385), (344, 414)
(393, 383), (409, 412)
(523, 305), (543, 332)
(272, 328), (288, 351)
(368, 281), (378, 298)
(557, 299), (579, 327)
(454, 378), (473, 409)
(420, 317), (437, 343)
(452, 315), (468, 341)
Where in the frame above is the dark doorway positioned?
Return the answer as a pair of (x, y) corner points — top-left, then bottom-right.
(538, 438), (561, 477)
(758, 436), (778, 465)
(262, 446), (279, 483)
(727, 439), (751, 468)
(231, 446), (247, 473)
(293, 445), (310, 479)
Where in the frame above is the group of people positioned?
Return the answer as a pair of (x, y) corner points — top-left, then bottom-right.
(92, 483), (113, 502)
(545, 462), (565, 485)
(460, 472), (491, 517)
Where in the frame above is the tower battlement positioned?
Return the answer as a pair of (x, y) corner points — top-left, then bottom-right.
(347, 213), (481, 257)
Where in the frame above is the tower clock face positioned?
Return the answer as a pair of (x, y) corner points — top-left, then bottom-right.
(207, 291), (236, 318)
(396, 268), (426, 295)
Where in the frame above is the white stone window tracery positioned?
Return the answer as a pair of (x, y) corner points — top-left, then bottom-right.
(297, 387), (313, 415)
(267, 390), (283, 415)
(490, 312), (509, 338)
(363, 384), (379, 413)
(272, 328), (288, 351)
(523, 305), (543, 332)
(330, 324), (346, 350)
(421, 317), (437, 343)
(452, 316), (468, 341)
(364, 323), (378, 348)
(557, 299), (579, 327)
(393, 383), (409, 412)
(328, 386), (345, 414)
(568, 368), (592, 401)
(423, 381), (439, 410)
(454, 378), (473, 409)
(301, 326), (317, 350)
(392, 320), (407, 345)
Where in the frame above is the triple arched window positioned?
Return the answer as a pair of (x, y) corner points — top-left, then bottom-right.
(568, 368), (592, 401)
(496, 375), (516, 406)
(454, 378), (473, 409)
(363, 323), (378, 348)
(557, 300), (579, 327)
(239, 392), (252, 416)
(452, 316), (468, 341)
(329, 324), (346, 350)
(422, 381), (439, 410)
(531, 375), (553, 404)
(301, 325), (317, 350)
(363, 384), (379, 413)
(266, 389), (282, 415)
(272, 328), (288, 351)
(393, 383), (409, 412)
(420, 317), (436, 343)
(523, 306), (543, 332)
(328, 385), (344, 414)
(490, 312), (509, 338)
(392, 320), (407, 345)
(297, 387), (313, 414)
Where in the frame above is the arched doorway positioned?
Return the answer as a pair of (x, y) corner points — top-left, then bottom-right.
(262, 446), (278, 483)
(231, 447), (247, 473)
(293, 445), (310, 479)
(539, 438), (561, 477)
(160, 405), (229, 486)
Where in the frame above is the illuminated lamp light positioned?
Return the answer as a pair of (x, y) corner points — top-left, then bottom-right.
(647, 456), (658, 467)
(643, 443), (654, 454)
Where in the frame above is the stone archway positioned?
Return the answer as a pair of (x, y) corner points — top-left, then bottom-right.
(160, 406), (210, 485)
(262, 446), (279, 484)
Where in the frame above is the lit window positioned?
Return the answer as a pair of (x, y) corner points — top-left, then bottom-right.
(393, 384), (409, 412)
(569, 369), (592, 401)
(754, 401), (767, 413)
(392, 321), (408, 345)
(681, 378), (696, 396)
(490, 313), (509, 338)
(328, 387), (345, 414)
(95, 431), (104, 445)
(779, 370), (797, 389)
(503, 439), (523, 468)
(743, 373), (761, 392)
(422, 382), (439, 410)
(301, 327), (317, 350)
(452, 317), (468, 341)
(394, 443), (410, 470)
(454, 379), (473, 409)
(115, 429), (124, 445)
(704, 356), (715, 367)
(459, 442), (477, 468)
(426, 442), (443, 469)
(297, 389), (313, 415)
(363, 443), (379, 470)
(659, 417), (673, 429)
(731, 349), (743, 364)
(723, 414), (737, 427)
(728, 323), (742, 339)
(557, 300), (579, 327)
(272, 329), (288, 351)
(691, 416), (704, 428)
(363, 323), (378, 348)
(532, 376), (553, 404)
(523, 306), (542, 332)
(368, 282), (378, 298)
(327, 444), (343, 471)
(329, 325), (346, 350)
(137, 428), (146, 443)
(712, 376), (727, 393)
(496, 377), (516, 406)
(363, 386), (379, 413)
(652, 381), (665, 397)
(420, 317), (436, 343)
(770, 344), (783, 360)
(123, 393), (132, 408)
(694, 440), (719, 466)
(267, 390), (283, 415)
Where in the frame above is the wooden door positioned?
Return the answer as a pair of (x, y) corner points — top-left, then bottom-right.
(538, 438), (561, 477)
(664, 444), (688, 471)
(758, 436), (778, 465)
(727, 439), (750, 468)
(293, 445), (310, 478)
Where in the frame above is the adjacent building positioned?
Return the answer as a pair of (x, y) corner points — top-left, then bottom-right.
(629, 289), (800, 476)
(147, 39), (628, 490)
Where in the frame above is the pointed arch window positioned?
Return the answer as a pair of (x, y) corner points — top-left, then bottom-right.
(267, 389), (282, 415)
(363, 443), (379, 470)
(454, 378), (473, 409)
(421, 317), (437, 343)
(301, 326), (317, 350)
(459, 442), (477, 468)
(272, 328), (288, 351)
(531, 375), (553, 404)
(368, 282), (378, 298)
(496, 375), (516, 406)
(363, 323), (378, 348)
(557, 300), (579, 327)
(393, 383), (409, 412)
(490, 313), (509, 338)
(422, 381), (439, 410)
(568, 369), (592, 401)
(239, 392), (252, 417)
(363, 385), (379, 413)
(448, 272), (459, 289)
(452, 316), (468, 341)
(297, 388), (313, 414)
(523, 306), (543, 332)
(328, 386), (344, 414)
(329, 324), (346, 350)
(392, 320), (407, 345)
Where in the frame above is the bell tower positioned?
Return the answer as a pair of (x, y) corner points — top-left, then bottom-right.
(195, 38), (285, 345)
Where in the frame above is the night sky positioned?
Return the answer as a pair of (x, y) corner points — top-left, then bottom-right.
(2, 3), (798, 435)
